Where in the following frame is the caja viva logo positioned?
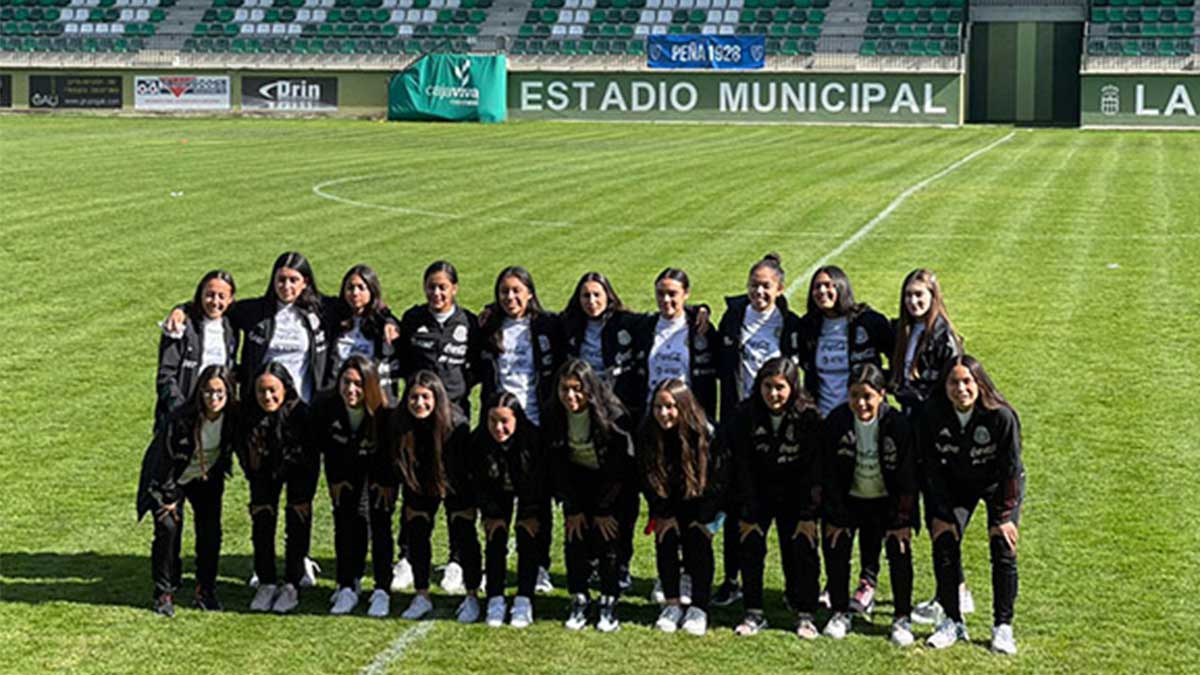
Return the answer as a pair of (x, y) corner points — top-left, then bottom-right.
(426, 58), (479, 101)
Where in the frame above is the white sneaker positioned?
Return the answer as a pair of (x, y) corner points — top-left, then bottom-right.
(510, 596), (534, 628)
(299, 558), (320, 588)
(679, 573), (693, 606)
(330, 587), (359, 615)
(655, 604), (684, 633)
(564, 594), (589, 631)
(960, 585), (976, 615)
(912, 597), (944, 625)
(367, 590), (390, 618)
(329, 578), (362, 603)
(890, 617), (915, 647)
(248, 571), (260, 589)
(991, 624), (1017, 655)
(401, 594), (433, 620)
(681, 606), (708, 636)
(272, 583), (299, 614)
(441, 562), (466, 595)
(534, 567), (554, 594)
(250, 583), (277, 612)
(391, 559), (414, 593)
(650, 578), (666, 605)
(823, 611), (852, 640)
(485, 596), (507, 628)
(456, 595), (481, 624)
(596, 596), (620, 633)
(927, 618), (968, 649)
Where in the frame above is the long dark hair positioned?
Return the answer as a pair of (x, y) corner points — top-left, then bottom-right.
(244, 362), (300, 473)
(336, 264), (384, 332)
(185, 364), (237, 478)
(638, 378), (709, 499)
(545, 358), (627, 449)
(483, 266), (545, 353)
(188, 270), (237, 323)
(891, 268), (961, 388)
(338, 355), (386, 417)
(562, 271), (626, 335)
(752, 356), (816, 415)
(485, 391), (531, 449)
(805, 265), (861, 318)
(265, 251), (322, 314)
(395, 370), (454, 497)
(939, 354), (1014, 414)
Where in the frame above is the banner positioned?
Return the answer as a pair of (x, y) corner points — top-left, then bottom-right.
(243, 77), (338, 112)
(388, 54), (507, 123)
(648, 35), (765, 70)
(0, 74), (10, 108)
(29, 75), (121, 109)
(510, 72), (960, 125)
(134, 75), (230, 111)
(1082, 75), (1200, 127)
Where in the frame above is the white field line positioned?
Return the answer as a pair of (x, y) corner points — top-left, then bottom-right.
(783, 130), (1018, 299)
(359, 622), (435, 675)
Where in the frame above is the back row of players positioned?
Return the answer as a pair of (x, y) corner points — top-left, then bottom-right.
(140, 252), (1024, 654)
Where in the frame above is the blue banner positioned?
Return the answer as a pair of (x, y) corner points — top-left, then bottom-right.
(647, 35), (765, 70)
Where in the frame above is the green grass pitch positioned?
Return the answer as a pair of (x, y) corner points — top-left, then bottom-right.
(1, 116), (1197, 674)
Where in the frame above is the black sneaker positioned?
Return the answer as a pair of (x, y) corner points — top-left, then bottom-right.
(596, 595), (620, 633)
(733, 611), (766, 636)
(194, 587), (223, 612)
(154, 593), (176, 618)
(618, 567), (633, 593)
(711, 579), (742, 607)
(564, 593), (589, 631)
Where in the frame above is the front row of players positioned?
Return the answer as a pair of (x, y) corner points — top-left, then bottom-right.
(140, 350), (1023, 653)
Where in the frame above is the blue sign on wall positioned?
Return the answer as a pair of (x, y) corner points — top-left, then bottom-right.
(647, 35), (766, 70)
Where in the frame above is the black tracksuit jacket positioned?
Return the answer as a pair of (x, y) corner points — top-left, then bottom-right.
(396, 304), (482, 410)
(893, 315), (960, 410)
(548, 412), (636, 518)
(716, 295), (803, 422)
(821, 402), (917, 530)
(797, 304), (895, 403)
(470, 425), (546, 521)
(918, 398), (1024, 526)
(477, 309), (565, 425)
(627, 306), (718, 421)
(154, 314), (239, 423)
(730, 400), (824, 523)
(136, 408), (238, 520)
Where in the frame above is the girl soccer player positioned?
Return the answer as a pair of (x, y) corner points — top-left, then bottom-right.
(797, 265), (894, 419)
(545, 359), (635, 632)
(821, 364), (917, 645)
(473, 393), (547, 628)
(155, 271), (239, 431)
(385, 371), (480, 622)
(239, 363), (317, 614)
(313, 356), (393, 617)
(921, 355), (1025, 655)
(730, 357), (823, 639)
(139, 365), (238, 616)
(638, 379), (727, 636)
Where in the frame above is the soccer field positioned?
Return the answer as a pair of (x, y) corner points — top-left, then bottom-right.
(1, 116), (1197, 674)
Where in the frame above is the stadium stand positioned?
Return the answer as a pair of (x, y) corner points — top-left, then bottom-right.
(1085, 0), (1196, 57)
(0, 0), (969, 65)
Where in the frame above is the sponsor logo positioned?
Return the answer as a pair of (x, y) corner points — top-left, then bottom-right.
(426, 58), (479, 105)
(1100, 84), (1120, 117)
(30, 75), (121, 109)
(243, 77), (338, 112)
(134, 75), (229, 110)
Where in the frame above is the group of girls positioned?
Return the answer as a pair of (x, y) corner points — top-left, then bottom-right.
(138, 251), (1024, 655)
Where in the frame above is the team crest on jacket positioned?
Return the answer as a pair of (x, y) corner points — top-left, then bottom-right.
(452, 325), (468, 342)
(694, 335), (708, 351)
(618, 329), (631, 346)
(973, 427), (991, 445)
(538, 335), (551, 351)
(856, 326), (868, 344)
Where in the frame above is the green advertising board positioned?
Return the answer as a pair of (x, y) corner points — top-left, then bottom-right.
(389, 54), (507, 123)
(1082, 75), (1200, 127)
(508, 71), (961, 125)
